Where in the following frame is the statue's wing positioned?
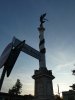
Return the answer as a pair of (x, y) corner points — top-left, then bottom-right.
(42, 13), (46, 18)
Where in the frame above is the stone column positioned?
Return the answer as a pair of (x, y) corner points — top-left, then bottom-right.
(32, 25), (55, 100)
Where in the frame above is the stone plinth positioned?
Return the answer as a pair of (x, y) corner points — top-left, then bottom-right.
(32, 68), (55, 100)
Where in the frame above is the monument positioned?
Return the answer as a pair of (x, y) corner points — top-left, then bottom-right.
(0, 14), (55, 100)
(32, 14), (55, 100)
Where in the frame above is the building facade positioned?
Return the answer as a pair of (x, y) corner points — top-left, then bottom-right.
(62, 90), (75, 100)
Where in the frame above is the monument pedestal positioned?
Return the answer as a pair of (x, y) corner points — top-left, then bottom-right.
(32, 68), (55, 100)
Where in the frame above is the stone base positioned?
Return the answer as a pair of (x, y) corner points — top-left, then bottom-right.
(32, 68), (55, 100)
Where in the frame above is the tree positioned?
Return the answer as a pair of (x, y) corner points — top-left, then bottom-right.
(71, 68), (75, 90)
(70, 84), (75, 91)
(8, 79), (22, 95)
(72, 70), (75, 75)
(55, 95), (63, 100)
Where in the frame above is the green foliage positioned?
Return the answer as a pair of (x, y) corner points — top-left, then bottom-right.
(8, 79), (22, 95)
(70, 84), (75, 90)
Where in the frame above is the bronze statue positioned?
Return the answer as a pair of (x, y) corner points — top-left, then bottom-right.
(40, 13), (48, 27)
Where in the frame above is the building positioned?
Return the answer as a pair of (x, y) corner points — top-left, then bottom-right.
(62, 90), (75, 100)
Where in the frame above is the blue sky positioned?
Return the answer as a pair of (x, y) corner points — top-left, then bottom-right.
(0, 0), (75, 95)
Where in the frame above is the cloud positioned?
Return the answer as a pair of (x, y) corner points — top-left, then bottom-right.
(53, 60), (75, 72)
